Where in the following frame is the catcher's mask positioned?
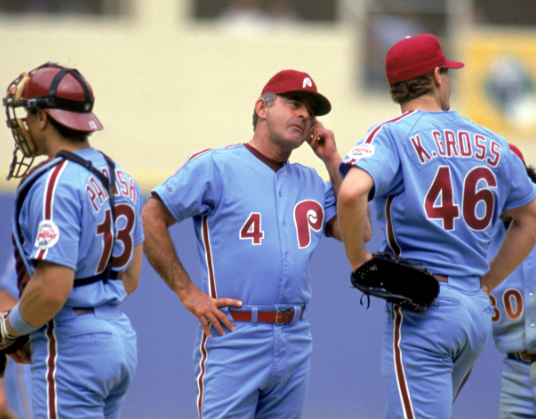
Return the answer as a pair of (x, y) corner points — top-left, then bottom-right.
(3, 62), (103, 180)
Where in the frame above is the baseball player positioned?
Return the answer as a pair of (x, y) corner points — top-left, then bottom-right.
(142, 69), (344, 418)
(488, 144), (536, 418)
(0, 62), (144, 419)
(0, 257), (31, 419)
(336, 34), (536, 419)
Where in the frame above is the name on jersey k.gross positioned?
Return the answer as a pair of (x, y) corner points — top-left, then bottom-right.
(409, 130), (502, 167)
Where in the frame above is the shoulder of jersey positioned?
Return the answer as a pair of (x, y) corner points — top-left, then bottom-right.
(447, 112), (499, 137)
(171, 143), (243, 175)
(184, 143), (243, 164)
(362, 110), (421, 144)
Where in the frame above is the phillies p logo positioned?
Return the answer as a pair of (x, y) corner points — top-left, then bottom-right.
(294, 200), (324, 249)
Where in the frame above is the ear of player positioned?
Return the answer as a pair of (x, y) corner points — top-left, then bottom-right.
(350, 252), (440, 312)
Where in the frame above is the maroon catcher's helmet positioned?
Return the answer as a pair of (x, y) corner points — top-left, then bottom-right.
(3, 62), (103, 179)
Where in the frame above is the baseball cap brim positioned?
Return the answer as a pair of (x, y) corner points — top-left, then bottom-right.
(45, 108), (103, 132)
(281, 90), (331, 117)
(444, 59), (464, 70)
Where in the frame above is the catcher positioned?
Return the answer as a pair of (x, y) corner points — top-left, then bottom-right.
(337, 34), (536, 419)
(1, 62), (144, 419)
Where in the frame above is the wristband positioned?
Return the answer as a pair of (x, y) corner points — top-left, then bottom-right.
(8, 303), (40, 336)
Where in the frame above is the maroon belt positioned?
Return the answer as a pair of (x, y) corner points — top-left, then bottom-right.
(434, 275), (484, 288)
(508, 351), (536, 363)
(435, 275), (448, 283)
(73, 307), (94, 316)
(230, 308), (304, 325)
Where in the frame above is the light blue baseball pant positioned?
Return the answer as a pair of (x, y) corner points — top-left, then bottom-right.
(193, 305), (312, 419)
(498, 356), (536, 418)
(29, 304), (137, 419)
(381, 276), (493, 419)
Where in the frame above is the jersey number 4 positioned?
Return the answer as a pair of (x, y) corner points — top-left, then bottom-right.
(96, 204), (136, 273)
(424, 166), (497, 230)
(239, 201), (324, 248)
(239, 213), (264, 245)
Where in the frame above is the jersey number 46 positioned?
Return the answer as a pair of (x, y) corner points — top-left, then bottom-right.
(424, 166), (497, 231)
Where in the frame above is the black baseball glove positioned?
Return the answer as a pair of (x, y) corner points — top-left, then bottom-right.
(351, 252), (440, 312)
(0, 311), (29, 378)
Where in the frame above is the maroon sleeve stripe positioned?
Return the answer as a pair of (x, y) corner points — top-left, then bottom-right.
(364, 110), (416, 144)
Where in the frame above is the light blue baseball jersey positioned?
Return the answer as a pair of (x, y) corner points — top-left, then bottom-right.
(153, 143), (337, 306)
(488, 219), (536, 418)
(489, 221), (536, 354)
(13, 147), (143, 419)
(15, 147), (144, 307)
(340, 110), (536, 277)
(154, 143), (337, 419)
(341, 109), (535, 419)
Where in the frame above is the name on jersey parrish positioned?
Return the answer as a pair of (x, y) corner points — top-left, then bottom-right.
(86, 168), (137, 212)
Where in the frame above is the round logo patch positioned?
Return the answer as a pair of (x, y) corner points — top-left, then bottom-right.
(35, 220), (60, 250)
(346, 144), (375, 163)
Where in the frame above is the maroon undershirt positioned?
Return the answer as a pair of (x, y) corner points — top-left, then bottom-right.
(244, 143), (285, 173)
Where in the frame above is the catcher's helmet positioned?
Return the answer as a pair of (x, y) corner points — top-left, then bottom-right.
(3, 62), (103, 179)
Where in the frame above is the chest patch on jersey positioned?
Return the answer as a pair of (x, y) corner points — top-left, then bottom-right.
(345, 144), (375, 163)
(35, 220), (60, 250)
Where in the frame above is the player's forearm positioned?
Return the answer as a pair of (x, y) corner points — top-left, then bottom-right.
(7, 261), (73, 335)
(324, 154), (343, 197)
(337, 169), (373, 270)
(338, 194), (369, 270)
(142, 209), (194, 297)
(120, 244), (143, 296)
(484, 208), (536, 292)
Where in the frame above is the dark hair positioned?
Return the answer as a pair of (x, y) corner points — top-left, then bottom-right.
(527, 164), (536, 183)
(30, 109), (90, 142)
(389, 67), (448, 105)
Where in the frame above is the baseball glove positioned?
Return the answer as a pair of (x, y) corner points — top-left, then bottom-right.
(0, 312), (29, 378)
(351, 252), (440, 312)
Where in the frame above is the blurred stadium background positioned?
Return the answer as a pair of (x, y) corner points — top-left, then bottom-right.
(0, 0), (535, 418)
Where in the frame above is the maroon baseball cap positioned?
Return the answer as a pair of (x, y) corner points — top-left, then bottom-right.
(23, 65), (103, 132)
(385, 34), (464, 85)
(261, 70), (331, 116)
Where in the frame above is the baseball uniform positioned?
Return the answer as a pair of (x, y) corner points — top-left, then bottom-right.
(152, 143), (337, 418)
(340, 109), (536, 419)
(489, 220), (536, 418)
(0, 257), (32, 419)
(12, 148), (144, 419)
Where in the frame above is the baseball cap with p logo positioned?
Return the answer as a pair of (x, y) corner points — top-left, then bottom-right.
(385, 34), (464, 85)
(261, 69), (331, 116)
